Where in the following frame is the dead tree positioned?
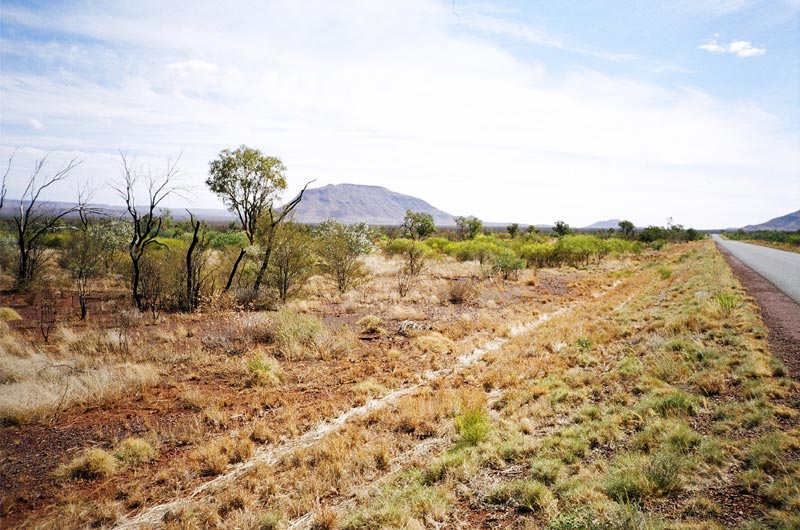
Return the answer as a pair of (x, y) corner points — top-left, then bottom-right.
(12, 155), (82, 289)
(184, 211), (212, 311)
(0, 149), (14, 211)
(112, 152), (182, 311)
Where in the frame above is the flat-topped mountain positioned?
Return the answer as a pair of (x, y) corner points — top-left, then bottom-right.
(287, 183), (456, 225)
(582, 219), (622, 230)
(743, 210), (800, 231)
(0, 184), (462, 226)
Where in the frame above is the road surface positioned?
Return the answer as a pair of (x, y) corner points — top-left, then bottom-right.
(712, 234), (800, 304)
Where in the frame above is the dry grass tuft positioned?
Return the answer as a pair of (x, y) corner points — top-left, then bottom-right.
(246, 352), (283, 387)
(55, 448), (118, 480)
(0, 348), (158, 424)
(190, 436), (254, 476)
(114, 437), (155, 466)
(356, 314), (384, 334)
(269, 310), (328, 360)
(310, 507), (338, 530)
(440, 279), (480, 305)
(0, 307), (22, 321)
(413, 333), (454, 355)
(387, 304), (426, 321)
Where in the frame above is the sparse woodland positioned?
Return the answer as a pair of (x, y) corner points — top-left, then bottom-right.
(0, 152), (797, 530)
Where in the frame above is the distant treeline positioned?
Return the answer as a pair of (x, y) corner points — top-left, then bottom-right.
(723, 229), (800, 247)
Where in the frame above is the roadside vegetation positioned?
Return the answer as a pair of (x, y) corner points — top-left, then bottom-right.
(0, 152), (796, 530)
(722, 229), (800, 253)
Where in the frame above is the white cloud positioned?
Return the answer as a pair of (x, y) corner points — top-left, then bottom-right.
(26, 118), (45, 130)
(727, 40), (766, 57)
(698, 42), (727, 53)
(0, 1), (796, 228)
(699, 36), (766, 57)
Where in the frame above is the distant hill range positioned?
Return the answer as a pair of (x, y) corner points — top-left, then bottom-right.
(288, 184), (455, 226)
(0, 183), (459, 226)
(742, 210), (800, 231)
(582, 219), (622, 230)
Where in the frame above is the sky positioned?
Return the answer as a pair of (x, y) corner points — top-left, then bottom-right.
(1, 0), (798, 229)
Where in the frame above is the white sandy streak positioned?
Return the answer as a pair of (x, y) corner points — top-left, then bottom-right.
(114, 282), (622, 529)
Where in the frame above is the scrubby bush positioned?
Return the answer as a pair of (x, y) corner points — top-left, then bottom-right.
(315, 220), (372, 293)
(388, 238), (432, 297)
(489, 247), (525, 280)
(268, 222), (315, 301)
(269, 310), (327, 359)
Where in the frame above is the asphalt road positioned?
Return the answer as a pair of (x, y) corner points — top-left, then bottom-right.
(712, 234), (800, 304)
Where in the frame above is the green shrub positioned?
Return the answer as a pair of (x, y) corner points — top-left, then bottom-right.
(714, 292), (740, 314)
(490, 247), (525, 280)
(455, 407), (490, 446)
(655, 266), (671, 280)
(547, 509), (609, 530)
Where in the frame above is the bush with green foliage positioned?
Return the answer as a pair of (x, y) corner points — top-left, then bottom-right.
(315, 220), (372, 293)
(268, 222), (316, 301)
(402, 210), (437, 240)
(454, 216), (483, 240)
(490, 247), (525, 280)
(388, 238), (432, 297)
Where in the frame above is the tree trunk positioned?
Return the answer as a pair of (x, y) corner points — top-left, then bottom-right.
(252, 230), (275, 293)
(131, 253), (144, 311)
(77, 276), (88, 320)
(16, 250), (28, 288)
(185, 218), (201, 311)
(223, 249), (246, 293)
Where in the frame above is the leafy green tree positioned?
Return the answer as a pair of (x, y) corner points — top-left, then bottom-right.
(506, 223), (519, 239)
(206, 145), (311, 292)
(552, 220), (571, 237)
(618, 220), (635, 240)
(402, 210), (437, 240)
(315, 220), (372, 292)
(455, 216), (483, 240)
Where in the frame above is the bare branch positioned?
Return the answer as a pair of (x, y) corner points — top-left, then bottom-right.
(276, 179), (316, 224)
(0, 148), (16, 211)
